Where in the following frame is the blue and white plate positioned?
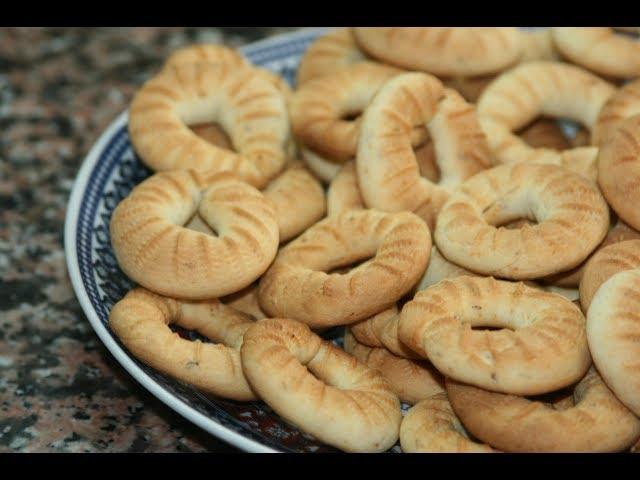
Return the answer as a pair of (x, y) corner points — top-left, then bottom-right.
(64, 27), (394, 453)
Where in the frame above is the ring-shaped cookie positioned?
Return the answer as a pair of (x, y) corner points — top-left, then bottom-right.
(350, 305), (420, 359)
(186, 162), (325, 243)
(579, 240), (640, 312)
(352, 27), (522, 77)
(446, 368), (640, 452)
(128, 62), (290, 188)
(109, 288), (256, 401)
(110, 170), (279, 299)
(597, 114), (640, 231)
(240, 318), (402, 452)
(587, 269), (640, 417)
(357, 74), (492, 230)
(296, 28), (368, 85)
(434, 162), (610, 279)
(593, 79), (640, 145)
(587, 269), (640, 416)
(163, 43), (293, 101)
(541, 219), (640, 289)
(290, 62), (429, 162)
(552, 28), (640, 79)
(343, 329), (444, 405)
(300, 144), (343, 184)
(476, 61), (616, 181)
(400, 393), (495, 453)
(398, 276), (591, 395)
(258, 209), (432, 328)
(326, 142), (440, 217)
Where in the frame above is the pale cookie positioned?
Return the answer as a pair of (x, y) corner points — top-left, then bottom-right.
(240, 318), (402, 452)
(357, 74), (491, 230)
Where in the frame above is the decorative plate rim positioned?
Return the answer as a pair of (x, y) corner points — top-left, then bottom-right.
(63, 27), (333, 454)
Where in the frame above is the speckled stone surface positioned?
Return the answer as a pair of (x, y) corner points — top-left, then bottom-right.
(0, 27), (297, 453)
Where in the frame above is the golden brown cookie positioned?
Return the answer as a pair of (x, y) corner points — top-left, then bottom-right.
(400, 393), (495, 453)
(552, 28), (640, 79)
(343, 329), (444, 405)
(579, 240), (640, 312)
(296, 28), (368, 85)
(597, 114), (640, 231)
(434, 163), (610, 279)
(109, 288), (256, 401)
(258, 209), (431, 328)
(399, 276), (591, 395)
(353, 27), (522, 77)
(128, 62), (290, 188)
(446, 368), (640, 452)
(593, 79), (640, 146)
(110, 170), (279, 299)
(477, 61), (616, 181)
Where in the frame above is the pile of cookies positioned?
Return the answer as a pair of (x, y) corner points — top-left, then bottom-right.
(107, 27), (640, 452)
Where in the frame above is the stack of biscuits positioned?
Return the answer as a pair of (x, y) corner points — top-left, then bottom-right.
(107, 27), (640, 452)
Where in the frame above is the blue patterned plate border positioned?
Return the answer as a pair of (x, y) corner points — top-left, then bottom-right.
(63, 28), (342, 453)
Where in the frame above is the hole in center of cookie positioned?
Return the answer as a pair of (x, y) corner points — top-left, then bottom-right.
(190, 122), (236, 152)
(414, 136), (441, 183)
(517, 116), (589, 150)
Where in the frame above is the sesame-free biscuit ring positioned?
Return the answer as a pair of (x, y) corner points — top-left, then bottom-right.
(579, 240), (640, 312)
(240, 318), (402, 452)
(593, 79), (640, 145)
(343, 328), (444, 405)
(186, 163), (325, 243)
(398, 276), (591, 395)
(296, 28), (368, 85)
(262, 161), (326, 242)
(326, 140), (440, 216)
(350, 305), (420, 360)
(220, 283), (266, 320)
(400, 393), (495, 453)
(163, 43), (293, 101)
(552, 28), (640, 79)
(352, 27), (522, 77)
(109, 288), (257, 401)
(357, 74), (491, 230)
(258, 209), (431, 328)
(476, 61), (616, 181)
(597, 114), (640, 231)
(446, 368), (640, 452)
(110, 170), (279, 300)
(290, 62), (429, 162)
(541, 219), (640, 289)
(299, 144), (343, 183)
(128, 62), (290, 188)
(434, 163), (610, 280)
(587, 269), (640, 417)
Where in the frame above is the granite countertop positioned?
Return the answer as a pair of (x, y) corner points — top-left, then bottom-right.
(0, 27), (297, 453)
